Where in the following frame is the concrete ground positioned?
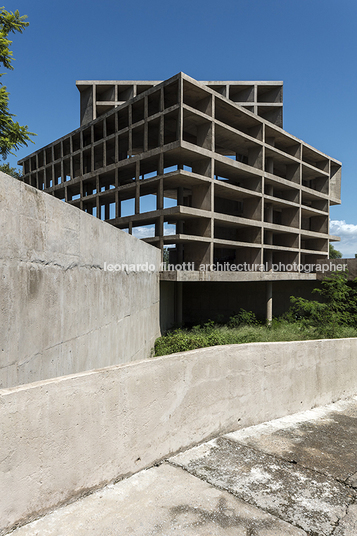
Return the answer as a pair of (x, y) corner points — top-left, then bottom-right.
(11, 397), (357, 536)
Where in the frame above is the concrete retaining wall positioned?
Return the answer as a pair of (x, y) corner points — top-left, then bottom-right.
(0, 172), (160, 388)
(2, 337), (357, 534)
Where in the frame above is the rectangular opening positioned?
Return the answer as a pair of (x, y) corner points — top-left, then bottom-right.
(72, 133), (80, 152)
(148, 118), (160, 149)
(30, 156), (36, 173)
(257, 85), (282, 103)
(140, 194), (157, 213)
(83, 127), (92, 147)
(63, 138), (71, 157)
(99, 171), (115, 191)
(63, 158), (71, 182)
(45, 147), (52, 165)
(118, 84), (134, 102)
(136, 84), (154, 96)
(54, 163), (61, 186)
(37, 151), (44, 168)
(118, 166), (135, 185)
(106, 138), (116, 165)
(106, 114), (116, 137)
(94, 144), (104, 170)
(54, 144), (61, 161)
(118, 132), (129, 160)
(121, 198), (135, 217)
(164, 80), (179, 109)
(72, 154), (81, 178)
(229, 85), (254, 103)
(132, 125), (144, 155)
(132, 99), (145, 124)
(83, 178), (97, 196)
(164, 110), (179, 145)
(148, 90), (161, 116)
(183, 80), (212, 115)
(132, 224), (156, 239)
(94, 121), (104, 142)
(117, 107), (129, 130)
(96, 84), (115, 102)
(83, 149), (92, 174)
(183, 109), (212, 149)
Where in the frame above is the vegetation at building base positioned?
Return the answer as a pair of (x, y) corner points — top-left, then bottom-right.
(154, 272), (357, 357)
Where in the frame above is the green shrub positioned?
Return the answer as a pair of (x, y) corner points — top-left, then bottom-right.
(228, 309), (259, 328)
(153, 275), (357, 356)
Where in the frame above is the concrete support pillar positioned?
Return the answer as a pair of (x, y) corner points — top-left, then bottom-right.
(115, 190), (120, 218)
(96, 177), (100, 218)
(266, 281), (273, 326)
(157, 178), (163, 209)
(135, 162), (140, 214)
(265, 249), (273, 271)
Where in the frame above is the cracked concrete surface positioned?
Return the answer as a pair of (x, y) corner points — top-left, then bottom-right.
(9, 397), (357, 536)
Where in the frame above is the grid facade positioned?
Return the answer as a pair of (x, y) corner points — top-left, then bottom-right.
(77, 77), (284, 128)
(19, 73), (341, 271)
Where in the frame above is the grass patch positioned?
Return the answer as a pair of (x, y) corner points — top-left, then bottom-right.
(155, 274), (357, 357)
(154, 319), (357, 357)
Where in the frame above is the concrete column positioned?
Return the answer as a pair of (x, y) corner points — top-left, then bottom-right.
(266, 281), (273, 325)
(79, 181), (83, 210)
(135, 162), (140, 214)
(265, 249), (273, 271)
(157, 178), (163, 209)
(96, 177), (100, 218)
(60, 160), (64, 186)
(115, 190), (120, 218)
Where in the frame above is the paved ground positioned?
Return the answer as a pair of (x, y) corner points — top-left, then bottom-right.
(11, 397), (357, 536)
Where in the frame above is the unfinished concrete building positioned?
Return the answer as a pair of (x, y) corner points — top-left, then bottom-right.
(18, 72), (341, 325)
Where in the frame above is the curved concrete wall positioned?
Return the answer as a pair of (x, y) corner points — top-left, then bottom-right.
(0, 172), (160, 388)
(2, 337), (357, 534)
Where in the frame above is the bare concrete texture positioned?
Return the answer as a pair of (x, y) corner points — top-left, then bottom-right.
(168, 396), (357, 535)
(2, 338), (357, 533)
(8, 396), (357, 536)
(334, 505), (357, 535)
(0, 172), (160, 388)
(316, 258), (357, 280)
(170, 437), (355, 535)
(226, 397), (357, 482)
(9, 464), (306, 536)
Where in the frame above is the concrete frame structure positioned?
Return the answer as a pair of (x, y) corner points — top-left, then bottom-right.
(77, 79), (284, 128)
(18, 73), (341, 323)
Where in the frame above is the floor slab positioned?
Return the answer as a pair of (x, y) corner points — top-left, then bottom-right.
(226, 397), (357, 482)
(10, 464), (306, 536)
(169, 436), (355, 535)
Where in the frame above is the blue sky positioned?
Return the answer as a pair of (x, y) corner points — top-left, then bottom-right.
(5, 0), (357, 256)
